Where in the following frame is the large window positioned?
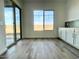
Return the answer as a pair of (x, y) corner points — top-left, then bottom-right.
(4, 7), (14, 47)
(5, 7), (21, 47)
(34, 10), (54, 31)
(34, 10), (43, 31)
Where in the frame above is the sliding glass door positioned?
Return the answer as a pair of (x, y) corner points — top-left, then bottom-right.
(4, 7), (14, 47)
(15, 7), (21, 40)
(4, 1), (22, 48)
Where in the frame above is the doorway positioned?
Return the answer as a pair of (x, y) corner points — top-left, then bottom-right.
(5, 7), (14, 47)
(15, 6), (22, 41)
(4, 0), (22, 48)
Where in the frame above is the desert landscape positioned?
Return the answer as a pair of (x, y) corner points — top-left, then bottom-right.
(5, 25), (20, 34)
(34, 24), (53, 31)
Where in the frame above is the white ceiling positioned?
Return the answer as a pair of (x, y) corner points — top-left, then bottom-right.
(23, 0), (66, 3)
(4, 0), (67, 5)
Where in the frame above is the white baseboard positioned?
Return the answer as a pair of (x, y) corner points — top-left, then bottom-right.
(22, 37), (58, 39)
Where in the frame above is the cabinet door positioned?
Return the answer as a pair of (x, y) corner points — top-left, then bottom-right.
(74, 35), (79, 49)
(66, 28), (74, 45)
(58, 28), (62, 39)
(62, 29), (66, 41)
(74, 28), (79, 49)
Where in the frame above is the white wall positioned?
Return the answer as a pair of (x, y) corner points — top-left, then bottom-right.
(22, 2), (66, 38)
(0, 0), (7, 55)
(66, 0), (79, 21)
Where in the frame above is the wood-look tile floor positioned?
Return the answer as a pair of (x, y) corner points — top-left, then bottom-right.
(0, 39), (79, 59)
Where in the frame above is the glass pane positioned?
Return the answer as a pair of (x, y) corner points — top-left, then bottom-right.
(34, 10), (43, 31)
(15, 7), (20, 40)
(45, 11), (54, 30)
(4, 7), (14, 47)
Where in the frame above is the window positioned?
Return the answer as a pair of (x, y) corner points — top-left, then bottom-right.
(34, 10), (43, 31)
(4, 7), (14, 47)
(15, 7), (21, 40)
(34, 10), (54, 31)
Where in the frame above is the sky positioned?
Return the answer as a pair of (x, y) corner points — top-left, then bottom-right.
(4, 7), (20, 25)
(4, 9), (54, 25)
(34, 10), (54, 25)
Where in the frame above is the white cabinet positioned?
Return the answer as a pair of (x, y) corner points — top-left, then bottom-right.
(59, 28), (66, 41)
(74, 35), (79, 49)
(59, 28), (79, 49)
(59, 28), (68, 42)
(66, 28), (74, 45)
(74, 28), (79, 49)
(62, 28), (66, 41)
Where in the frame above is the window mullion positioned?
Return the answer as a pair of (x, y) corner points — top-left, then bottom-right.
(43, 10), (45, 31)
